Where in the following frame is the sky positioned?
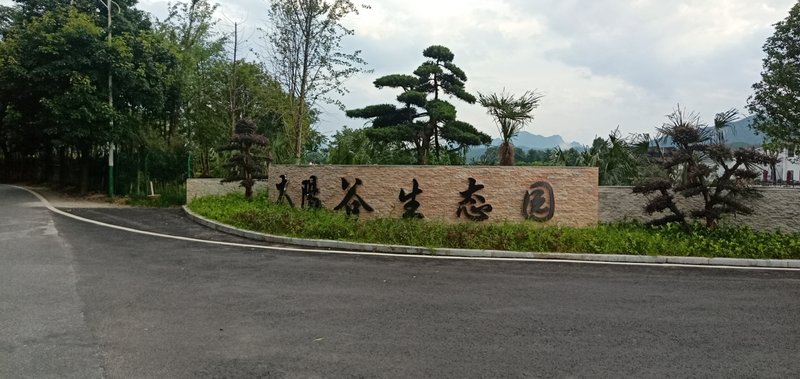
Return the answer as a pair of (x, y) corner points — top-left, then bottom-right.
(3, 0), (797, 144)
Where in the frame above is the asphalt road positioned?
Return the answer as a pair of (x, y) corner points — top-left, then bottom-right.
(1, 184), (799, 378)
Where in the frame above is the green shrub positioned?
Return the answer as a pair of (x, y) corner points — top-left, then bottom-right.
(188, 193), (800, 259)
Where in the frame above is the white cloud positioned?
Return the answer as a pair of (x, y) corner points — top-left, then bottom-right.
(327, 0), (798, 144)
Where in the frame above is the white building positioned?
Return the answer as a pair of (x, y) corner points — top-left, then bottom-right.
(755, 148), (800, 185)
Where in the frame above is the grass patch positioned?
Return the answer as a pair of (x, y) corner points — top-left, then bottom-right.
(188, 193), (800, 260)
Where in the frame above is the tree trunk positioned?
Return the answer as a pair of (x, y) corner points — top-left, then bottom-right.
(80, 147), (91, 195)
(229, 22), (238, 135)
(244, 182), (253, 200)
(499, 142), (515, 166)
(200, 149), (210, 177)
(293, 100), (304, 164)
(293, 8), (315, 165)
(771, 164), (777, 185)
(419, 133), (431, 165)
(58, 146), (68, 187)
(433, 124), (441, 161)
(43, 145), (54, 183)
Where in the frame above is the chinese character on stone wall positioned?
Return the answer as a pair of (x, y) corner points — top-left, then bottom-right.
(399, 179), (424, 219)
(522, 181), (555, 222)
(457, 178), (493, 221)
(334, 178), (374, 217)
(301, 175), (321, 209)
(276, 175), (294, 207)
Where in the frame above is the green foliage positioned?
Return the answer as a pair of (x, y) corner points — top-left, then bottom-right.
(156, 0), (227, 176)
(325, 126), (372, 164)
(347, 45), (491, 165)
(748, 2), (800, 147)
(374, 74), (418, 89)
(474, 146), (555, 166)
(325, 126), (416, 165)
(115, 132), (190, 196)
(549, 128), (653, 185)
(0, 0), (178, 193)
(189, 193), (800, 259)
(0, 0), (298, 199)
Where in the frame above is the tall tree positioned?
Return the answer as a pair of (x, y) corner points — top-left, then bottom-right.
(157, 0), (225, 141)
(265, 0), (369, 164)
(0, 0), (178, 192)
(748, 2), (800, 147)
(478, 90), (542, 166)
(347, 45), (491, 164)
(1, 6), (113, 193)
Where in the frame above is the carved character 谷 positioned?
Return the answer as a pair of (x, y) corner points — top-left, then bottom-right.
(334, 178), (374, 217)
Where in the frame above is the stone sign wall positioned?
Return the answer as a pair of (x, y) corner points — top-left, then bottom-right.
(187, 166), (599, 227)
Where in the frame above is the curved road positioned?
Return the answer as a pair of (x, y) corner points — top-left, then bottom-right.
(1, 184), (799, 378)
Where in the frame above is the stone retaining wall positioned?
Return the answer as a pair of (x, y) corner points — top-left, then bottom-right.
(600, 186), (800, 231)
(188, 165), (599, 227)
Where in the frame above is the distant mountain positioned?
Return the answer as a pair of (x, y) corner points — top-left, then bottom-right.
(722, 116), (764, 146)
(466, 131), (583, 162)
(493, 132), (583, 151)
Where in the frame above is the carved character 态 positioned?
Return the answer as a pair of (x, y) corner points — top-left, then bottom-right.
(457, 178), (493, 221)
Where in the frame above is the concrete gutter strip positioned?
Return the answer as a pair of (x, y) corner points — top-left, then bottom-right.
(182, 206), (800, 269)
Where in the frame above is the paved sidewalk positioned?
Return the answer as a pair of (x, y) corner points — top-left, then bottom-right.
(25, 186), (282, 246)
(26, 185), (128, 209)
(65, 208), (271, 245)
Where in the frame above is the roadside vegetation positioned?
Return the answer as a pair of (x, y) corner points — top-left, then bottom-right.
(189, 193), (800, 260)
(125, 182), (186, 207)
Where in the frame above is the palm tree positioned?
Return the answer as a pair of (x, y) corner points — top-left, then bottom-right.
(479, 90), (543, 165)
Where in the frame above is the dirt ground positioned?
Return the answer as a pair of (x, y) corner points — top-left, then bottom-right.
(23, 185), (130, 208)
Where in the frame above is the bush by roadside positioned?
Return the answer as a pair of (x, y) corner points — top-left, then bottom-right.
(188, 193), (800, 259)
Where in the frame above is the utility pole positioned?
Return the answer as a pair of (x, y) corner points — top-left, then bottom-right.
(229, 22), (238, 135)
(99, 0), (119, 197)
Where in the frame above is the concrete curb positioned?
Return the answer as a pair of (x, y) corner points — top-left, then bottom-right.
(182, 206), (800, 269)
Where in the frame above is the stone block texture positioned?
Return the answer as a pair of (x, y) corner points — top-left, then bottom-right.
(600, 186), (800, 232)
(188, 166), (599, 227)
